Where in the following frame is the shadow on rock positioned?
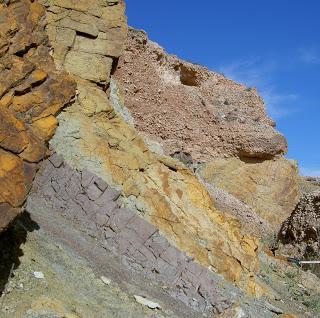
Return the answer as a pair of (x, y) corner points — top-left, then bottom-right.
(0, 211), (39, 295)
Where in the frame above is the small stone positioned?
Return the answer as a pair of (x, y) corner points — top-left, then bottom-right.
(33, 271), (45, 279)
(100, 276), (111, 285)
(265, 302), (283, 314)
(134, 295), (161, 310)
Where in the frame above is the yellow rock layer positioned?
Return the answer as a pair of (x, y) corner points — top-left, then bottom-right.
(198, 157), (300, 229)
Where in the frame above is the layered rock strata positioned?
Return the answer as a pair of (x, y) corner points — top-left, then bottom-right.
(198, 158), (300, 230)
(0, 0), (75, 231)
(1, 1), (319, 317)
(114, 29), (287, 163)
(25, 153), (311, 317)
(28, 153), (234, 316)
(42, 0), (262, 293)
(199, 178), (272, 238)
(113, 28), (301, 235)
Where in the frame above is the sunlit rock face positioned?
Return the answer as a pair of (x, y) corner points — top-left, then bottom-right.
(198, 157), (300, 230)
(114, 28), (288, 163)
(0, 0), (75, 231)
(2, 2), (320, 318)
(278, 190), (320, 276)
(41, 0), (262, 292)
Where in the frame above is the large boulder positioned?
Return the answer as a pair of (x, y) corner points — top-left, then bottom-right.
(114, 29), (287, 163)
(198, 157), (300, 230)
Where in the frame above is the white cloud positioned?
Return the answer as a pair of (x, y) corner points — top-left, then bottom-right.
(218, 58), (299, 119)
(299, 48), (320, 65)
(262, 90), (298, 118)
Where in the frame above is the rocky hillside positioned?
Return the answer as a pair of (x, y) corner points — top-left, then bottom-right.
(114, 28), (300, 233)
(114, 29), (287, 162)
(1, 1), (320, 317)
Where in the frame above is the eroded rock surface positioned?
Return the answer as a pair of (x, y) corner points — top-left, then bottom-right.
(278, 191), (320, 271)
(42, 0), (127, 80)
(0, 0), (75, 231)
(114, 29), (287, 162)
(198, 157), (300, 230)
(41, 0), (264, 294)
(0, 153), (310, 318)
(199, 177), (273, 238)
(28, 153), (235, 316)
(1, 1), (319, 317)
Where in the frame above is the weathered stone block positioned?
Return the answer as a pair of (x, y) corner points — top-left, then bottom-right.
(49, 153), (64, 168)
(95, 188), (120, 207)
(55, 27), (76, 47)
(86, 183), (102, 201)
(126, 214), (157, 242)
(64, 51), (113, 83)
(198, 157), (300, 229)
(59, 17), (99, 37)
(81, 169), (95, 188)
(160, 245), (183, 267)
(108, 208), (135, 233)
(74, 33), (123, 58)
(94, 177), (108, 191)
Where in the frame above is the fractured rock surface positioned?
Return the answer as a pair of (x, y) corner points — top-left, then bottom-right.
(0, 0), (75, 231)
(1, 1), (320, 317)
(28, 153), (234, 316)
(42, 0), (127, 83)
(198, 157), (300, 230)
(200, 177), (272, 238)
(278, 191), (320, 272)
(26, 153), (314, 318)
(114, 29), (288, 162)
(43, 0), (262, 292)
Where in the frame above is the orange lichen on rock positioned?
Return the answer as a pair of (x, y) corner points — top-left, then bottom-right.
(0, 0), (75, 231)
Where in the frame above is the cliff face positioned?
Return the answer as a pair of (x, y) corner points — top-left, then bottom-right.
(39, 0), (260, 292)
(1, 1), (319, 318)
(114, 29), (287, 163)
(113, 29), (300, 233)
(0, 0), (75, 231)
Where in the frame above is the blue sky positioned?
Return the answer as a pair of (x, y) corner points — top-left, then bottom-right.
(126, 0), (320, 176)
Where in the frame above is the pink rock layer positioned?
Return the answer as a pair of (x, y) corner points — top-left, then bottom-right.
(114, 29), (287, 163)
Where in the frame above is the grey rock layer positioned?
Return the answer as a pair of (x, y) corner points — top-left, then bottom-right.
(30, 153), (233, 316)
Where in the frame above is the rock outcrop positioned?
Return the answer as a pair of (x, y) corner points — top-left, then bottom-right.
(1, 1), (320, 317)
(114, 29), (287, 163)
(112, 28), (300, 236)
(27, 153), (235, 315)
(278, 191), (320, 266)
(0, 0), (75, 231)
(200, 178), (273, 238)
(198, 157), (300, 230)
(40, 0), (264, 293)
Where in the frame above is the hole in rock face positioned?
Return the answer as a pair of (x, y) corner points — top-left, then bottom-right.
(179, 64), (199, 87)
